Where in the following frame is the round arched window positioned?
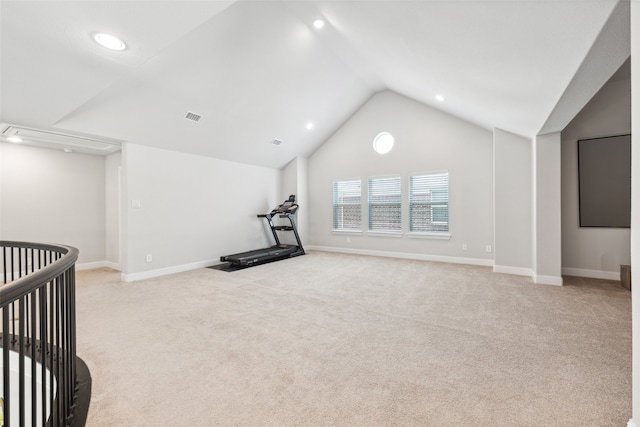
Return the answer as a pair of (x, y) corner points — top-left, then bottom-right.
(373, 132), (394, 154)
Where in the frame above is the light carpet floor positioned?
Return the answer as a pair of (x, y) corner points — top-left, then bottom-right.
(75, 251), (631, 426)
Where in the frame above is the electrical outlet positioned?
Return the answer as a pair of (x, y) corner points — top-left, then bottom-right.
(485, 245), (492, 253)
(462, 243), (468, 251)
(132, 200), (141, 209)
(146, 254), (152, 262)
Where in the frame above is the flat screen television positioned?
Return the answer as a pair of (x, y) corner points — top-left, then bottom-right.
(578, 134), (631, 228)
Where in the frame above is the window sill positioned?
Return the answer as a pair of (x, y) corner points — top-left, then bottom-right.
(407, 232), (451, 240)
(367, 231), (403, 238)
(332, 229), (363, 235)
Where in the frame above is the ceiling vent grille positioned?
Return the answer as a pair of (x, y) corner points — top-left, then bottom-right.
(270, 138), (283, 146)
(185, 111), (202, 123)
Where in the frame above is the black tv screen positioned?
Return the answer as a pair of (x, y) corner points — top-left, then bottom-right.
(578, 134), (631, 228)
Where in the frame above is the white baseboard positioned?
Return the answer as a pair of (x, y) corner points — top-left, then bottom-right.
(628, 419), (637, 427)
(494, 266), (618, 284)
(493, 265), (534, 278)
(305, 245), (494, 267)
(121, 258), (218, 282)
(76, 260), (120, 271)
(533, 274), (563, 286)
(103, 261), (121, 271)
(562, 267), (620, 281)
(108, 250), (619, 286)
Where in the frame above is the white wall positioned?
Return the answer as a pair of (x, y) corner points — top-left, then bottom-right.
(493, 128), (532, 275)
(296, 156), (309, 246)
(281, 158), (298, 201)
(121, 143), (280, 280)
(307, 90), (494, 262)
(280, 157), (308, 246)
(532, 132), (563, 285)
(105, 151), (121, 269)
(280, 158), (299, 246)
(629, 3), (639, 425)
(561, 74), (631, 280)
(0, 143), (106, 265)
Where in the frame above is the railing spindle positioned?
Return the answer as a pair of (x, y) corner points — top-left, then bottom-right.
(39, 284), (48, 427)
(18, 296), (25, 426)
(31, 287), (38, 426)
(2, 306), (11, 427)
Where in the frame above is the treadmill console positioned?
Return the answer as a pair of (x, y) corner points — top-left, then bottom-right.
(273, 195), (298, 214)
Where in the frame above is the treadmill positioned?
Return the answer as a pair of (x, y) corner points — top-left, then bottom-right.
(219, 195), (305, 268)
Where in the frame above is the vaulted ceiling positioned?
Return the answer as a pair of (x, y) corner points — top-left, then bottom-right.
(0, 1), (630, 169)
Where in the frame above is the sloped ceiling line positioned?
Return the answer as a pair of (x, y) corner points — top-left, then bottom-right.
(538, 0), (630, 135)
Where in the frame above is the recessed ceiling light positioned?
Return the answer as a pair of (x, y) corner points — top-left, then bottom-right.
(94, 33), (126, 51)
(7, 135), (22, 143)
(306, 122), (314, 130)
(435, 94), (445, 102)
(313, 19), (325, 29)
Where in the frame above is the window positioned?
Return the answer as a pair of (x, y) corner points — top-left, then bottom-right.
(372, 132), (394, 154)
(333, 179), (362, 231)
(409, 172), (449, 233)
(367, 175), (401, 232)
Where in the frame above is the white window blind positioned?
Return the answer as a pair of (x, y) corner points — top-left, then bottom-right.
(333, 179), (362, 231)
(409, 172), (449, 233)
(368, 176), (401, 232)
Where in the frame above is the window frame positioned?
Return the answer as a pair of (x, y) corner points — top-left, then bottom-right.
(367, 174), (402, 235)
(332, 178), (363, 233)
(408, 171), (450, 239)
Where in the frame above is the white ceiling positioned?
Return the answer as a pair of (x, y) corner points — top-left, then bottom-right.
(0, 0), (630, 168)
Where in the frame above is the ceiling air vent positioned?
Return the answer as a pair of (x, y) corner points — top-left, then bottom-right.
(185, 111), (202, 123)
(270, 138), (283, 146)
